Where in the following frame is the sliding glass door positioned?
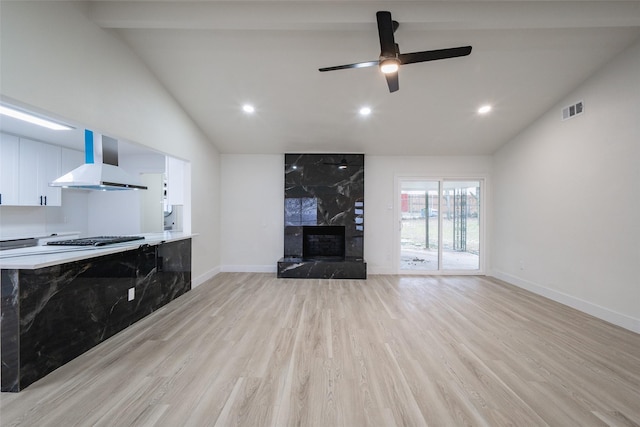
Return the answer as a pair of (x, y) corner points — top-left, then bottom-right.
(400, 180), (440, 271)
(399, 179), (482, 273)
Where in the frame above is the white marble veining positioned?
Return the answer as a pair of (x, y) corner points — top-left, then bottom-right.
(0, 232), (194, 270)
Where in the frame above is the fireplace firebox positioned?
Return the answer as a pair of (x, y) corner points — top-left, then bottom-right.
(303, 226), (345, 260)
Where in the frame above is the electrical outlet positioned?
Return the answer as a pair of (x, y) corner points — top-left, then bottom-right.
(519, 260), (525, 270)
(128, 288), (135, 301)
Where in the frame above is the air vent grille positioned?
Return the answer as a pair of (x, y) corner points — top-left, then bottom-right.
(562, 101), (584, 121)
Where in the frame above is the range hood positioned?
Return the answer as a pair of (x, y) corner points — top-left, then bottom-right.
(50, 130), (147, 191)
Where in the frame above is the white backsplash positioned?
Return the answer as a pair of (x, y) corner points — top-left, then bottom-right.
(0, 190), (88, 239)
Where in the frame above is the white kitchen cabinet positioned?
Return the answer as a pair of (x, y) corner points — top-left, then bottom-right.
(18, 138), (62, 206)
(40, 143), (62, 206)
(0, 133), (20, 205)
(165, 156), (185, 205)
(140, 173), (164, 233)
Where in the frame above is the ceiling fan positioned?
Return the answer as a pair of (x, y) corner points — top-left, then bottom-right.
(319, 11), (472, 93)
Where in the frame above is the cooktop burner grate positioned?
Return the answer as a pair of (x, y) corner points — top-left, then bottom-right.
(47, 236), (145, 247)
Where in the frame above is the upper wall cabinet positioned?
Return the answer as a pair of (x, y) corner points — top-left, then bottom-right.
(0, 133), (20, 205)
(0, 133), (84, 206)
(165, 156), (185, 206)
(18, 138), (62, 206)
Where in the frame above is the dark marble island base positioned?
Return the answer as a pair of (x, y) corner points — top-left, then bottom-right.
(1, 238), (191, 392)
(277, 257), (366, 279)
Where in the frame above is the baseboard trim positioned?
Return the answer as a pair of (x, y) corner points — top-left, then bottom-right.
(368, 266), (395, 275)
(221, 265), (277, 273)
(491, 270), (640, 334)
(192, 266), (221, 288)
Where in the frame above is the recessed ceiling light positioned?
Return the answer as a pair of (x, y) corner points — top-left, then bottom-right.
(478, 104), (492, 114)
(359, 106), (372, 116)
(242, 104), (255, 114)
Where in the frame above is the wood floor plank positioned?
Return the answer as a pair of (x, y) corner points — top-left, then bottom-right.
(2, 273), (639, 426)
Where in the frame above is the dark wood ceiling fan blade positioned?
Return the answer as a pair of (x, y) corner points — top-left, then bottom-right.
(319, 60), (379, 72)
(399, 46), (472, 65)
(385, 72), (399, 93)
(376, 11), (396, 57)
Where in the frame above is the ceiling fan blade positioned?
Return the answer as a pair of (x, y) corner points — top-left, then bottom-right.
(398, 46), (472, 65)
(385, 72), (399, 93)
(376, 11), (396, 58)
(319, 60), (379, 72)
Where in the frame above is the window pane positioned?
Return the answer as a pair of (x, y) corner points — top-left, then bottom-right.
(442, 181), (480, 270)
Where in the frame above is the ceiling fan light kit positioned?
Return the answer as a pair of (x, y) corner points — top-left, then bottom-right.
(319, 11), (472, 93)
(380, 59), (400, 74)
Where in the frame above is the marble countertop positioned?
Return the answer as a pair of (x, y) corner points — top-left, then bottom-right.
(0, 232), (194, 270)
(0, 231), (80, 242)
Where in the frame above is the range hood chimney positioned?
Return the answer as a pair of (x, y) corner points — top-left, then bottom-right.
(50, 130), (147, 191)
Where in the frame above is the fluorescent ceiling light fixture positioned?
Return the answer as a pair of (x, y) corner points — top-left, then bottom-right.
(478, 104), (492, 114)
(380, 59), (399, 74)
(359, 106), (372, 116)
(0, 105), (74, 130)
(242, 104), (255, 114)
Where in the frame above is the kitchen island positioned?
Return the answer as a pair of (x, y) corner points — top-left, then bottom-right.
(1, 232), (192, 392)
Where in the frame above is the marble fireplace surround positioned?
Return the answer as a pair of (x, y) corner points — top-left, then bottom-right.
(277, 154), (366, 279)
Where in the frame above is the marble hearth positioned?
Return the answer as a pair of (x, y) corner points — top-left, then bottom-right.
(277, 154), (366, 279)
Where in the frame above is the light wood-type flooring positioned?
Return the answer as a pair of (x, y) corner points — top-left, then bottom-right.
(2, 273), (640, 426)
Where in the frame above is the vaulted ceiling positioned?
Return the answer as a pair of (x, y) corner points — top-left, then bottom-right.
(11, 2), (640, 156)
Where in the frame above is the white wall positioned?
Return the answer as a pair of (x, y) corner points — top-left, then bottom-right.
(218, 154), (492, 274)
(492, 38), (640, 332)
(220, 154), (284, 272)
(1, 2), (221, 285)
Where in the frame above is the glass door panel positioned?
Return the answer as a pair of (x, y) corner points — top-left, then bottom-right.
(399, 179), (481, 273)
(441, 181), (480, 270)
(400, 181), (439, 271)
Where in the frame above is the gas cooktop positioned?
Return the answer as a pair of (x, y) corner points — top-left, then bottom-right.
(47, 236), (145, 247)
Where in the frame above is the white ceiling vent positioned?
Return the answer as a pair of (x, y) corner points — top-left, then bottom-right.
(562, 101), (584, 121)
